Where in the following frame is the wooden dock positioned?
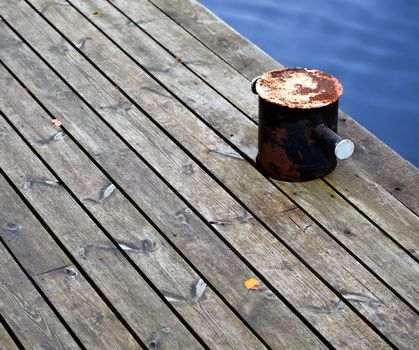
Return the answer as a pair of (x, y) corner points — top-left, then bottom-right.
(0, 0), (418, 348)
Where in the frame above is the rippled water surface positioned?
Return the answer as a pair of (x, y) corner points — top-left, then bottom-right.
(200, 0), (419, 166)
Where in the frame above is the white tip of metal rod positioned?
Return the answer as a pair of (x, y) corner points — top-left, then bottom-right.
(335, 139), (354, 159)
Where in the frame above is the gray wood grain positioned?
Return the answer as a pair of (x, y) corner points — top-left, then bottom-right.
(0, 322), (19, 350)
(0, 174), (141, 349)
(0, 41), (325, 350)
(326, 160), (419, 259)
(337, 112), (419, 215)
(100, 0), (256, 119)
(0, 7), (391, 349)
(33, 265), (143, 350)
(147, 0), (419, 216)
(0, 73), (267, 350)
(0, 241), (80, 349)
(0, 175), (71, 277)
(0, 120), (202, 349)
(17, 0), (419, 339)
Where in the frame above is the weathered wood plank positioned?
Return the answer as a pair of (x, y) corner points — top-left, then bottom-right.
(33, 265), (142, 350)
(326, 160), (419, 259)
(96, 0), (419, 255)
(0, 173), (141, 349)
(337, 112), (419, 215)
(104, 0), (257, 118)
(0, 322), (19, 350)
(0, 7), (391, 349)
(0, 174), (71, 277)
(147, 0), (279, 80)
(0, 242), (80, 349)
(0, 73), (268, 350)
(0, 120), (203, 349)
(22, 0), (419, 318)
(277, 177), (419, 301)
(147, 0), (419, 215)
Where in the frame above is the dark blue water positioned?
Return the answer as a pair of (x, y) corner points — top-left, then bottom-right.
(200, 0), (419, 167)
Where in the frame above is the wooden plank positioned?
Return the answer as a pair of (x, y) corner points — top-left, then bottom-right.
(102, 0), (256, 118)
(0, 322), (19, 350)
(0, 174), (141, 349)
(326, 160), (419, 259)
(0, 123), (202, 349)
(0, 174), (71, 278)
(0, 40), (327, 350)
(22, 0), (419, 316)
(91, 0), (419, 254)
(147, 0), (419, 216)
(0, 242), (80, 349)
(146, 0), (280, 81)
(0, 75), (268, 350)
(0, 7), (392, 349)
(33, 265), (142, 350)
(278, 176), (419, 303)
(337, 112), (419, 215)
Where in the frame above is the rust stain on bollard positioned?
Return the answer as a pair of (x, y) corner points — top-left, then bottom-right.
(253, 68), (353, 182)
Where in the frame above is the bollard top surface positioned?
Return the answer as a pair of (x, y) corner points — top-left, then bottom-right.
(255, 68), (343, 109)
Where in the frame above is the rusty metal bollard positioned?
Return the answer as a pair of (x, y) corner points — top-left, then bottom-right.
(252, 68), (354, 182)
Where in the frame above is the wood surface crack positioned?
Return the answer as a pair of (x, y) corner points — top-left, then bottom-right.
(340, 263), (384, 306)
(32, 264), (74, 277)
(33, 130), (65, 146)
(208, 148), (244, 160)
(209, 210), (253, 226)
(39, 1), (69, 14)
(75, 37), (92, 50)
(21, 177), (61, 190)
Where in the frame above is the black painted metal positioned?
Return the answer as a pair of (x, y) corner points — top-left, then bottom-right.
(256, 98), (340, 182)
